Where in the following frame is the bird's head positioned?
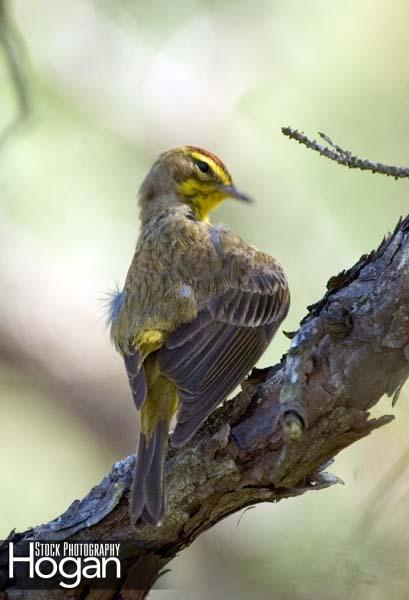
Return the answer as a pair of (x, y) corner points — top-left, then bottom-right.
(139, 146), (252, 221)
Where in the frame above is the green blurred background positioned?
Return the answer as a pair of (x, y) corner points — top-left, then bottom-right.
(1, 1), (409, 597)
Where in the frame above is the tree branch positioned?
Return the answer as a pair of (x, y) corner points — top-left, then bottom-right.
(282, 127), (409, 179)
(0, 0), (31, 145)
(2, 216), (409, 599)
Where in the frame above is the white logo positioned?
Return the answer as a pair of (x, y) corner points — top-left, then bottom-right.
(9, 542), (121, 589)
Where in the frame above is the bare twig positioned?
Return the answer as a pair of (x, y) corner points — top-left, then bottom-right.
(282, 127), (409, 179)
(2, 216), (409, 598)
(0, 0), (31, 145)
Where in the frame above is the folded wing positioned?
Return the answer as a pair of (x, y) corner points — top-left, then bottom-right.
(159, 260), (289, 448)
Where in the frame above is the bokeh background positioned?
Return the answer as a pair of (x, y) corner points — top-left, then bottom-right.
(1, 1), (409, 598)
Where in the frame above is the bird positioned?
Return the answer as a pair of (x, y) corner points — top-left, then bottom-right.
(108, 146), (290, 526)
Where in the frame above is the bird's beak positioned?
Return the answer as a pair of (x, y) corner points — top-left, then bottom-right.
(217, 184), (253, 203)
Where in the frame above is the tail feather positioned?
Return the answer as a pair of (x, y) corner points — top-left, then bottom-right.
(144, 420), (167, 522)
(129, 420), (168, 525)
(129, 432), (149, 523)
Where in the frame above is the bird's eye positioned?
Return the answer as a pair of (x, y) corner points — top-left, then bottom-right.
(195, 159), (211, 174)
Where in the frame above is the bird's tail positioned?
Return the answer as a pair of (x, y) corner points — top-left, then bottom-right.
(129, 371), (178, 526)
(129, 420), (168, 525)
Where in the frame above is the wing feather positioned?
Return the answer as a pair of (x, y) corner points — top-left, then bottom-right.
(171, 328), (269, 446)
(158, 257), (289, 447)
(124, 352), (148, 409)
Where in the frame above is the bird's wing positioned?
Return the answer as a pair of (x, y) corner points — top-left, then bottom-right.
(107, 288), (148, 410)
(123, 351), (148, 409)
(158, 230), (290, 447)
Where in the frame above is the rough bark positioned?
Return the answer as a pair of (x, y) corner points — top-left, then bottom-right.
(2, 216), (409, 600)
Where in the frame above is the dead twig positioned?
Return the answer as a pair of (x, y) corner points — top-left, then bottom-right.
(282, 127), (409, 179)
(0, 0), (31, 145)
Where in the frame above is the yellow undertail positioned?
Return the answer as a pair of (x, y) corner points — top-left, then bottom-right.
(129, 355), (179, 525)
